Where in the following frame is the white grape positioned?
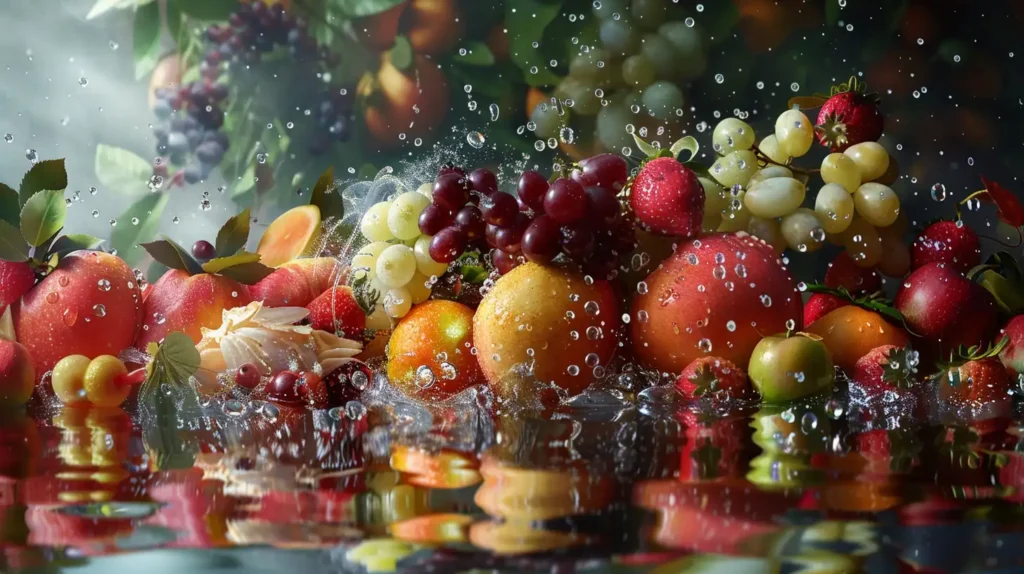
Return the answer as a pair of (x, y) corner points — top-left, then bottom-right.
(716, 188), (751, 232)
(376, 244), (417, 288)
(406, 271), (432, 304)
(711, 150), (758, 188)
(416, 182), (433, 198)
(351, 241), (390, 280)
(712, 118), (755, 155)
(781, 208), (825, 252)
(700, 177), (728, 232)
(413, 235), (449, 277)
(747, 165), (793, 187)
(360, 201), (394, 242)
(843, 217), (883, 268)
(747, 217), (786, 254)
(844, 142), (889, 181)
(744, 177), (806, 219)
(758, 135), (791, 165)
(814, 183), (855, 234)
(387, 191), (431, 240)
(853, 183), (900, 227)
(383, 287), (413, 319)
(365, 304), (392, 330)
(774, 109), (814, 158)
(820, 153), (861, 194)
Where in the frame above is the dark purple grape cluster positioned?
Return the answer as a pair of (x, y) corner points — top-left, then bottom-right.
(151, 1), (355, 184)
(418, 154), (636, 279)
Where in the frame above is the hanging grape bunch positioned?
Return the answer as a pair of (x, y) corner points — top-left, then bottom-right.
(150, 0), (355, 186)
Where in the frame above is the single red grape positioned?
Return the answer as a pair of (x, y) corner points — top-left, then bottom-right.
(432, 173), (470, 211)
(576, 153), (629, 191)
(429, 227), (467, 263)
(522, 215), (561, 263)
(484, 223), (501, 248)
(560, 222), (595, 259)
(517, 170), (548, 212)
(585, 186), (621, 225)
(437, 163), (465, 177)
(418, 203), (454, 236)
(454, 206), (486, 239)
(492, 249), (521, 275)
(543, 178), (587, 224)
(480, 192), (518, 227)
(267, 371), (301, 405)
(235, 363), (261, 390)
(192, 240), (215, 261)
(495, 213), (530, 253)
(469, 168), (498, 195)
(297, 371), (328, 408)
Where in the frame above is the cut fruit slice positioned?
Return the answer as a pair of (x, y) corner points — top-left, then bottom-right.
(256, 205), (321, 268)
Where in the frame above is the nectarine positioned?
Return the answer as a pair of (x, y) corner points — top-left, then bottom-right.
(0, 340), (34, 407)
(136, 269), (250, 347)
(250, 257), (344, 308)
(387, 300), (481, 400)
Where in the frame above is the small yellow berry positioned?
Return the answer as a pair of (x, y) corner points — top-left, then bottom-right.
(52, 355), (91, 405)
(83, 355), (130, 408)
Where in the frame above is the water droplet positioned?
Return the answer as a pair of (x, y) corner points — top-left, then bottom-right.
(62, 308), (78, 327)
(223, 400), (246, 417)
(466, 131), (485, 148)
(256, 153), (268, 164)
(79, 76), (88, 87)
(153, 312), (166, 325)
(45, 291), (59, 304)
(26, 149), (38, 163)
(92, 304), (106, 318)
(726, 320), (736, 332)
(97, 279), (111, 291)
(930, 183), (947, 202)
(685, 17), (695, 27)
(108, 40), (119, 50)
(415, 365), (436, 388)
(697, 338), (713, 353)
(3, 134), (12, 144)
(714, 74), (725, 84)
(584, 300), (600, 316)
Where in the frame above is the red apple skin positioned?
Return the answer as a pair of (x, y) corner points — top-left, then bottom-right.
(14, 251), (143, 377)
(136, 269), (251, 348)
(1001, 315), (1024, 375)
(249, 257), (344, 308)
(0, 340), (34, 407)
(0, 261), (35, 313)
(631, 232), (803, 375)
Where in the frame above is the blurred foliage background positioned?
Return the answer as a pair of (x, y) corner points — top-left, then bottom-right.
(1, 0), (1022, 280)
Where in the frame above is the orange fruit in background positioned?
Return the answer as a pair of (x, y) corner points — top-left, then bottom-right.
(363, 54), (450, 149)
(805, 306), (911, 372)
(353, 2), (407, 52)
(403, 0), (462, 55)
(386, 300), (482, 400)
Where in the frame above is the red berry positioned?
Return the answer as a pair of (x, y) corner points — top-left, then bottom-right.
(517, 171), (548, 212)
(495, 214), (530, 253)
(454, 206), (486, 240)
(852, 345), (918, 396)
(803, 293), (848, 327)
(675, 356), (749, 401)
(429, 228), (467, 263)
(192, 240), (215, 261)
(235, 363), (261, 390)
(560, 222), (595, 259)
(297, 371), (328, 408)
(491, 249), (520, 275)
(432, 173), (469, 211)
(585, 186), (621, 225)
(628, 157), (704, 237)
(469, 168), (498, 195)
(437, 163), (465, 178)
(543, 178), (587, 224)
(911, 220), (981, 275)
(418, 204), (454, 236)
(824, 252), (882, 295)
(521, 215), (561, 263)
(306, 286), (367, 340)
(815, 90), (884, 152)
(267, 371), (301, 405)
(576, 153), (629, 191)
(480, 192), (518, 227)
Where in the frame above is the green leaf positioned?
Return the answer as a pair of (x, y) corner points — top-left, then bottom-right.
(49, 234), (104, 257)
(132, 1), (161, 80)
(201, 250), (261, 275)
(332, 0), (405, 17)
(20, 190), (66, 248)
(142, 238), (204, 275)
(505, 0), (564, 87)
(309, 167), (344, 221)
(980, 270), (1024, 315)
(19, 159), (67, 206)
(147, 260), (168, 284)
(111, 193), (168, 267)
(670, 136), (700, 162)
(389, 35), (414, 72)
(214, 209), (251, 257)
(166, 1), (183, 44)
(632, 133), (661, 159)
(452, 42), (495, 66)
(215, 260), (274, 285)
(0, 220), (29, 262)
(0, 184), (20, 227)
(95, 144), (153, 195)
(174, 0), (237, 21)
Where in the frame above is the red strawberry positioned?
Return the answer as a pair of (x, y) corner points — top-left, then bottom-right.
(824, 252), (881, 295)
(815, 85), (884, 152)
(0, 261), (35, 314)
(895, 262), (999, 354)
(937, 356), (1012, 416)
(628, 156), (704, 238)
(999, 315), (1024, 375)
(675, 356), (749, 400)
(306, 286), (367, 340)
(910, 220), (981, 275)
(804, 292), (848, 327)
(852, 344), (919, 395)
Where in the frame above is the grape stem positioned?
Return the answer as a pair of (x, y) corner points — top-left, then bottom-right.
(750, 144), (820, 176)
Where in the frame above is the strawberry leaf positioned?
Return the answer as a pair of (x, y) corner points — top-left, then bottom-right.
(215, 260), (274, 285)
(49, 234), (104, 257)
(691, 438), (722, 480)
(310, 166), (344, 221)
(351, 273), (379, 315)
(0, 220), (29, 262)
(142, 238), (204, 275)
(631, 133), (664, 160)
(18, 159), (67, 206)
(689, 365), (720, 397)
(880, 346), (919, 390)
(214, 208), (251, 257)
(0, 184), (20, 227)
(201, 250), (262, 275)
(19, 190), (66, 247)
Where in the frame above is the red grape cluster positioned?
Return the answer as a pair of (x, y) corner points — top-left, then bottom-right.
(420, 154), (635, 278)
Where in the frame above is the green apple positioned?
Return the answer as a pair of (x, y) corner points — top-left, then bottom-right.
(748, 333), (834, 403)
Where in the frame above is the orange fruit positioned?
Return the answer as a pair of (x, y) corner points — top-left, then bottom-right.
(805, 306), (910, 372)
(386, 300), (482, 400)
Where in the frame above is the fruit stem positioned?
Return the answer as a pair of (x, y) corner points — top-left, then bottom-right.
(118, 367), (149, 387)
(750, 144), (820, 176)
